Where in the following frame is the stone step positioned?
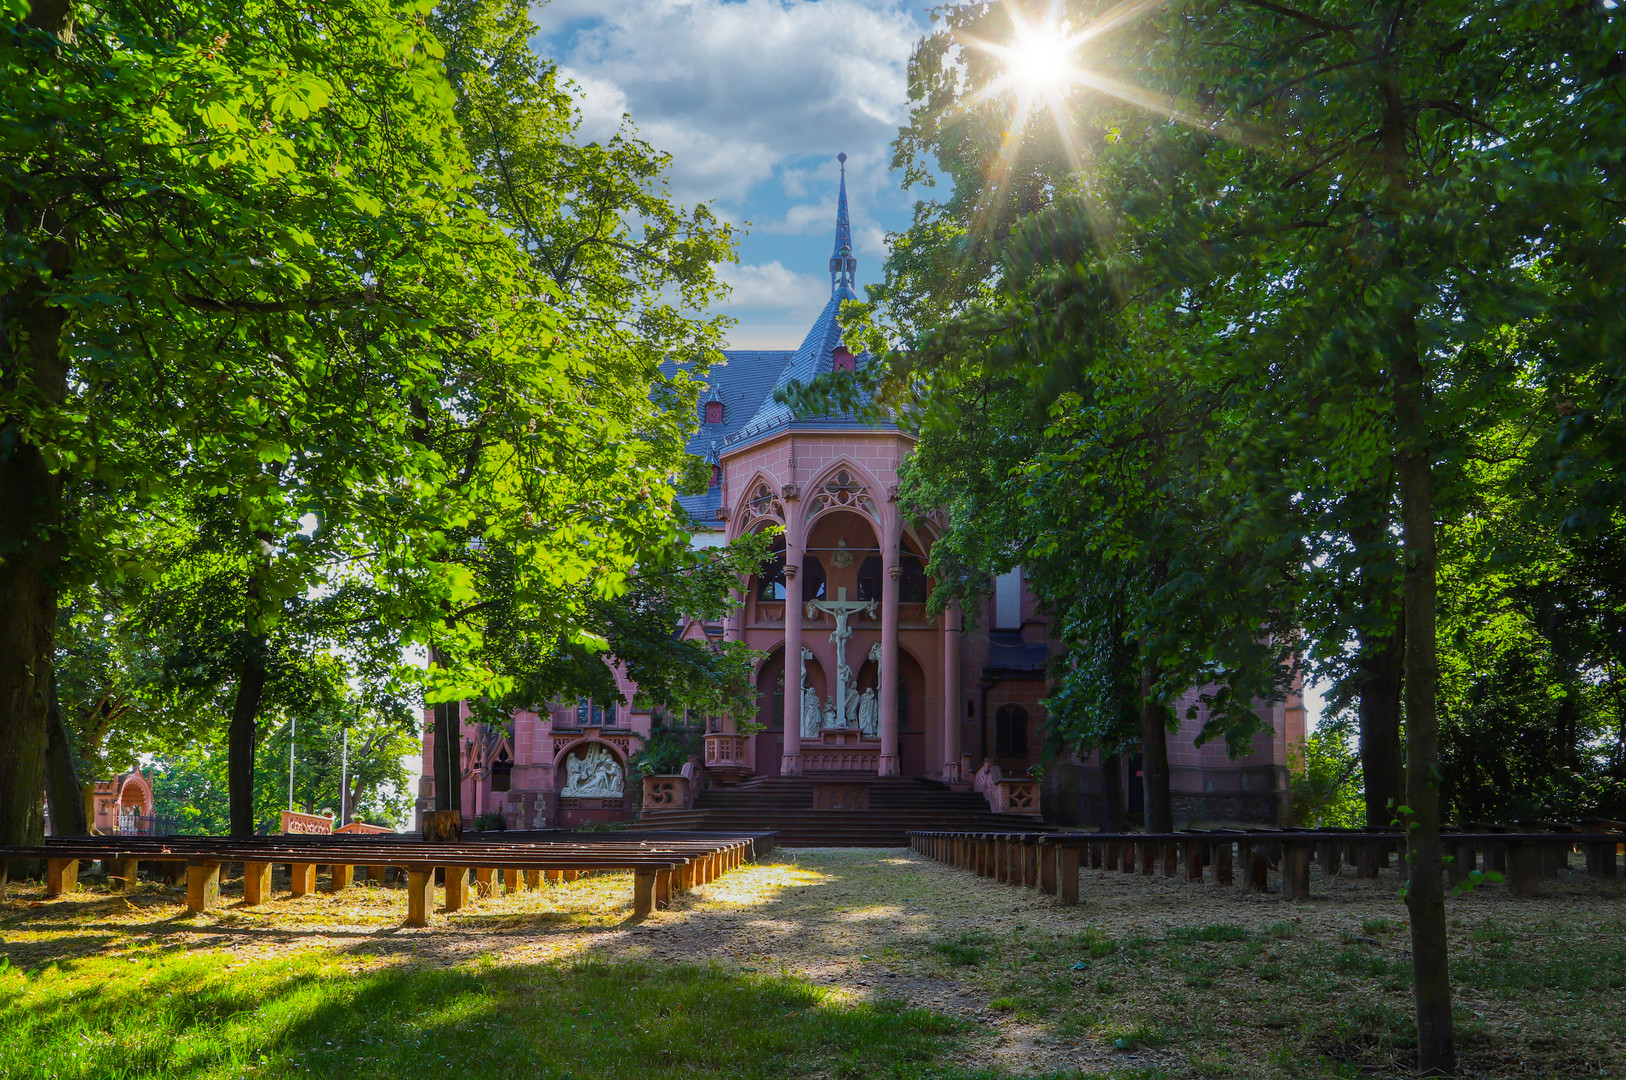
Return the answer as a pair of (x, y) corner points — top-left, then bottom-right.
(639, 775), (1048, 847)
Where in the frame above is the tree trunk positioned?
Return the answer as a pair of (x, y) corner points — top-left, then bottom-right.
(44, 677), (88, 836)
(1394, 312), (1454, 1075)
(432, 699), (453, 812)
(1357, 618), (1405, 828)
(0, 2), (76, 870)
(228, 633), (270, 837)
(1139, 662), (1173, 833)
(1100, 751), (1126, 832)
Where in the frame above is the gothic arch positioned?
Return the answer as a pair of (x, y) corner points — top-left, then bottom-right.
(551, 735), (628, 768)
(731, 471), (786, 535)
(802, 458), (887, 530)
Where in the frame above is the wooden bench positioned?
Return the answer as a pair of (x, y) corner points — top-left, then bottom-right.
(2, 830), (774, 925)
(910, 825), (1621, 904)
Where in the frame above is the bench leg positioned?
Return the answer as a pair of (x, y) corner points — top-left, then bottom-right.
(444, 867), (469, 911)
(1040, 847), (1058, 894)
(367, 865), (386, 885)
(475, 868), (494, 898)
(186, 861), (221, 914)
(243, 861), (273, 906)
(106, 858), (140, 892)
(1059, 846), (1080, 905)
(1508, 843), (1542, 897)
(503, 869), (520, 893)
(655, 868), (672, 909)
(1283, 844), (1312, 900)
(406, 869), (434, 926)
(327, 863), (354, 893)
(632, 871), (656, 920)
(290, 862), (316, 897)
(46, 858), (80, 898)
(1214, 843), (1233, 886)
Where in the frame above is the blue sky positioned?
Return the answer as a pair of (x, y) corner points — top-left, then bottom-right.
(531, 0), (935, 348)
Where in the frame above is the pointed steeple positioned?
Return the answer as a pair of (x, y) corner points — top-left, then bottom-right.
(828, 152), (858, 299)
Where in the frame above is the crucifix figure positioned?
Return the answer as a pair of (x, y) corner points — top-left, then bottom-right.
(806, 587), (877, 729)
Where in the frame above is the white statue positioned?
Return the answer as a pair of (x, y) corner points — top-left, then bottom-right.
(823, 695), (838, 729)
(561, 744), (624, 797)
(857, 686), (879, 738)
(843, 675), (861, 726)
(801, 685), (822, 739)
(806, 588), (877, 731)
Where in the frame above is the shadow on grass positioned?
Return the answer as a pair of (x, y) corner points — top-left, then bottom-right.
(0, 948), (1043, 1080)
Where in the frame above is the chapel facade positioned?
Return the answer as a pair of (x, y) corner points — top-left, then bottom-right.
(416, 158), (1305, 832)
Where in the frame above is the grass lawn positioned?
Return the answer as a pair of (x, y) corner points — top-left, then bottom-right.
(1, 849), (1621, 1079)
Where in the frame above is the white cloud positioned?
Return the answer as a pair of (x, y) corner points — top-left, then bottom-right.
(715, 259), (829, 314)
(532, 0), (925, 210)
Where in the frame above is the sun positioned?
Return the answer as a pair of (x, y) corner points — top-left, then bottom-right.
(1003, 25), (1079, 95)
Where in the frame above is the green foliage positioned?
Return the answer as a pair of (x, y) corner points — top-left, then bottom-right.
(149, 680), (417, 835)
(628, 716), (705, 778)
(1289, 722), (1365, 829)
(2, 0), (750, 840)
(813, 0), (1626, 837)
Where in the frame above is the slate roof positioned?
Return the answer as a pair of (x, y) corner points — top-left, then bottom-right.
(986, 633), (1050, 675)
(669, 154), (899, 526)
(665, 349), (791, 525)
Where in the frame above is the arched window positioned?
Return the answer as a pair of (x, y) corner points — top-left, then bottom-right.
(899, 553), (929, 603)
(802, 554), (827, 600)
(857, 555), (882, 602)
(576, 699), (616, 728)
(995, 704), (1029, 758)
(757, 538), (786, 600)
(857, 551), (929, 603)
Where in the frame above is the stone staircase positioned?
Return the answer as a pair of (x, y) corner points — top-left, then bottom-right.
(638, 775), (1053, 847)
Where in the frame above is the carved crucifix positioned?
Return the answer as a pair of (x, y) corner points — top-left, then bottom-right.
(805, 587), (877, 728)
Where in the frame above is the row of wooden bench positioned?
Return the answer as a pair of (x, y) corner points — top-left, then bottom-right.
(2, 831), (775, 924)
(908, 827), (1626, 903)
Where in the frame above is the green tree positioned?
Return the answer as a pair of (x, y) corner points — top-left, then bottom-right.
(837, 0), (1624, 1072)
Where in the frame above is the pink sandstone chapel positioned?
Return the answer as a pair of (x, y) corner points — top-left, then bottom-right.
(417, 156), (1305, 838)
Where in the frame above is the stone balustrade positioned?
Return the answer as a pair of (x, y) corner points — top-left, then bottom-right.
(970, 761), (1042, 817)
(279, 810), (334, 834)
(641, 774), (696, 812)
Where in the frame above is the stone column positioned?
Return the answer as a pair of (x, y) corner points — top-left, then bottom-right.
(878, 511), (901, 777)
(942, 602), (962, 782)
(781, 525), (804, 776)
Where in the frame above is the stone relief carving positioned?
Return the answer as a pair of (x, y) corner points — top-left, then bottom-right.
(560, 743), (624, 798)
(829, 537), (855, 568)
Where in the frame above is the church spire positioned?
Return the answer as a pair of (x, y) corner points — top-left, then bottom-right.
(829, 152), (858, 299)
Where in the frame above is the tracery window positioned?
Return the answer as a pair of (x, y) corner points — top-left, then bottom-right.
(809, 469), (875, 517)
(745, 482), (782, 522)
